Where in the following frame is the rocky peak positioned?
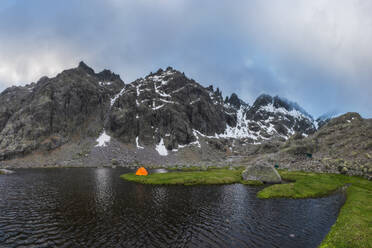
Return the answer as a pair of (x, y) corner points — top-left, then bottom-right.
(251, 94), (313, 120)
(324, 112), (362, 128)
(245, 94), (316, 139)
(252, 94), (273, 108)
(97, 69), (122, 82)
(77, 61), (95, 75)
(109, 67), (228, 150)
(225, 93), (248, 109)
(0, 62), (125, 160)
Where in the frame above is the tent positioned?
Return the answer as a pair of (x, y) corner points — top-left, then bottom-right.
(135, 167), (148, 176)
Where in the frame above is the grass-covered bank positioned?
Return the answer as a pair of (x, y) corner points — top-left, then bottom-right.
(121, 167), (263, 186)
(258, 170), (372, 248)
(122, 168), (371, 247)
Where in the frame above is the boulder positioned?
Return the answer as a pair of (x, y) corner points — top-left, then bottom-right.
(0, 169), (14, 174)
(242, 162), (281, 183)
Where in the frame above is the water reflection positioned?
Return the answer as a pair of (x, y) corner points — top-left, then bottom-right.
(94, 168), (113, 213)
(0, 168), (345, 248)
(152, 186), (168, 207)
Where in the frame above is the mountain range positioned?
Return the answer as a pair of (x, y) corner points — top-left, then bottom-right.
(2, 62), (366, 173)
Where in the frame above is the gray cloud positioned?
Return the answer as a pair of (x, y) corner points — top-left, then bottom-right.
(0, 0), (371, 117)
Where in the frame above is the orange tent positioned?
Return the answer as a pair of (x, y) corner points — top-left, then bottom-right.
(135, 167), (148, 176)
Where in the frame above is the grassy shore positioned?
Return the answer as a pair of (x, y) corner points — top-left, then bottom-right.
(122, 168), (371, 247)
(121, 167), (263, 186)
(258, 170), (372, 248)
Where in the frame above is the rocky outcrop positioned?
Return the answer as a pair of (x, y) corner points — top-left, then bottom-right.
(0, 62), (124, 160)
(108, 67), (228, 150)
(242, 162), (282, 183)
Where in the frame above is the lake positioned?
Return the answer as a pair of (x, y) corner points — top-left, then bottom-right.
(0, 168), (345, 248)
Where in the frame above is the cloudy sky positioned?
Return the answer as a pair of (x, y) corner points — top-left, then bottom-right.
(1, 0), (371, 118)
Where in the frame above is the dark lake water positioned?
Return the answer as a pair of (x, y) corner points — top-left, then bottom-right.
(0, 168), (345, 248)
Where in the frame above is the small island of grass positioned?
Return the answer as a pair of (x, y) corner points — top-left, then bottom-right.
(121, 167), (263, 186)
(121, 168), (371, 248)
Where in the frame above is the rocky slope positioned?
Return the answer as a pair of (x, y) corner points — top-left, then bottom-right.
(250, 113), (372, 179)
(0, 62), (329, 168)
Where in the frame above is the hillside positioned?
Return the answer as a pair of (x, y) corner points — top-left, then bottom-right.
(252, 113), (372, 179)
(0, 62), (370, 180)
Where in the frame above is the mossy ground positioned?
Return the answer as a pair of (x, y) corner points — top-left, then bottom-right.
(121, 167), (263, 186)
(258, 170), (372, 248)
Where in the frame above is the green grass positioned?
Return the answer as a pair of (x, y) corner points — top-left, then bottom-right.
(122, 168), (371, 247)
(258, 170), (372, 248)
(121, 167), (263, 186)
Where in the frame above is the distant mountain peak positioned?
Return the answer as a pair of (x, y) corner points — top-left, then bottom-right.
(77, 61), (95, 74)
(224, 93), (249, 109)
(252, 94), (313, 121)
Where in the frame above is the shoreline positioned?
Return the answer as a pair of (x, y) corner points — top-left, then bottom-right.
(121, 169), (372, 247)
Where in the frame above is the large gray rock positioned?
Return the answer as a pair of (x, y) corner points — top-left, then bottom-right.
(242, 162), (282, 183)
(0, 169), (14, 174)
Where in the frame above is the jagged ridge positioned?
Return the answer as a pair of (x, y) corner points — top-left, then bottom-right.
(0, 62), (316, 160)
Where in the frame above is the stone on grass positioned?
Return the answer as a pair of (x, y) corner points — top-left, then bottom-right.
(242, 162), (281, 183)
(0, 169), (14, 174)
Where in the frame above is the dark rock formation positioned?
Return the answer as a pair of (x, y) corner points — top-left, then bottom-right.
(109, 67), (228, 150)
(0, 62), (124, 160)
(246, 94), (316, 138)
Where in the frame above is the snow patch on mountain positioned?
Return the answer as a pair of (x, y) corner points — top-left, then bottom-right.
(154, 83), (171, 98)
(99, 81), (112, 86)
(96, 130), (111, 147)
(156, 138), (168, 156)
(260, 103), (307, 120)
(217, 107), (258, 140)
(111, 87), (126, 107)
(136, 136), (144, 149)
(275, 96), (314, 120)
(148, 69), (175, 85)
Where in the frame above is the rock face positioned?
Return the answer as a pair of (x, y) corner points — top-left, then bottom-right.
(109, 67), (228, 150)
(0, 62), (124, 160)
(242, 162), (282, 183)
(0, 62), (317, 162)
(108, 68), (317, 151)
(246, 94), (316, 139)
